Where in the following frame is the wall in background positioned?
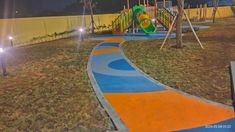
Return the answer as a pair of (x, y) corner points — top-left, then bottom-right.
(184, 6), (235, 21)
(0, 13), (118, 46)
(0, 6), (234, 47)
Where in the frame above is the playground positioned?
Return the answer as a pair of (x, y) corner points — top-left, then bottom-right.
(0, 0), (235, 131)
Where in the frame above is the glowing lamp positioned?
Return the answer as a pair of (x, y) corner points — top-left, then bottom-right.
(79, 28), (84, 32)
(0, 48), (4, 53)
(8, 36), (13, 40)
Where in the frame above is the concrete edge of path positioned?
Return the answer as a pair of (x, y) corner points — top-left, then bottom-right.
(119, 42), (234, 111)
(87, 43), (129, 132)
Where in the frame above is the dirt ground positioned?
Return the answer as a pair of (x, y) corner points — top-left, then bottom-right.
(122, 17), (235, 105)
(0, 38), (114, 131)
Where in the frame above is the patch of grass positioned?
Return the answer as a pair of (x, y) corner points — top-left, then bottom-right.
(0, 38), (114, 131)
(122, 17), (235, 106)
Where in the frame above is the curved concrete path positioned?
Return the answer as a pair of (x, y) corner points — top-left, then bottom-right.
(88, 38), (235, 132)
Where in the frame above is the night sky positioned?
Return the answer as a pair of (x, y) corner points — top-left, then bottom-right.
(0, 0), (131, 18)
(0, 0), (234, 18)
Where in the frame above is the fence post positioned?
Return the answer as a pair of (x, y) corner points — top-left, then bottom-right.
(0, 52), (7, 76)
(230, 61), (235, 108)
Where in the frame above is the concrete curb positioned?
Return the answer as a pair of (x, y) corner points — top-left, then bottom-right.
(119, 42), (234, 111)
(87, 43), (129, 132)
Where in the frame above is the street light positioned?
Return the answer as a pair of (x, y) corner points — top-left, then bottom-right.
(8, 36), (14, 47)
(8, 36), (13, 40)
(79, 28), (84, 33)
(0, 48), (4, 53)
(79, 28), (85, 41)
(0, 47), (7, 76)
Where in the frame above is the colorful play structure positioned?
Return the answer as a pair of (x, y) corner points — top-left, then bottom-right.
(132, 5), (156, 33)
(112, 3), (175, 35)
(111, 2), (204, 49)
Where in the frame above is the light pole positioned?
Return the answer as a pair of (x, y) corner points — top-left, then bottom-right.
(0, 48), (7, 76)
(8, 36), (14, 47)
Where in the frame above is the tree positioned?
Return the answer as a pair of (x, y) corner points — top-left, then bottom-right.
(212, 0), (219, 23)
(81, 0), (96, 35)
(176, 0), (184, 48)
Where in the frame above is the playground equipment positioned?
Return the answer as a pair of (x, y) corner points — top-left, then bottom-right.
(132, 5), (156, 34)
(112, 2), (203, 50)
(112, 9), (133, 34)
(112, 5), (158, 34)
(112, 5), (157, 34)
(112, 4), (175, 35)
(157, 8), (176, 30)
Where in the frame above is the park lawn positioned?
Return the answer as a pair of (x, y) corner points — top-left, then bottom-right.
(122, 17), (235, 105)
(0, 38), (114, 131)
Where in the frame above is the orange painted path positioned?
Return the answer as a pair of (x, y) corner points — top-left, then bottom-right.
(105, 91), (234, 132)
(89, 38), (235, 132)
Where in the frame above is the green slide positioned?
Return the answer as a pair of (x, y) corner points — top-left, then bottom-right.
(132, 5), (156, 34)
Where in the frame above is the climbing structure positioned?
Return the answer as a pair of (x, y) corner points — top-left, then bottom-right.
(157, 8), (176, 30)
(112, 9), (133, 35)
(112, 5), (156, 35)
(112, 5), (176, 35)
(132, 5), (156, 33)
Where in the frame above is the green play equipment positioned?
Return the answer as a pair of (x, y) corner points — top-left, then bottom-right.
(112, 5), (156, 34)
(132, 5), (156, 34)
(112, 5), (175, 35)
